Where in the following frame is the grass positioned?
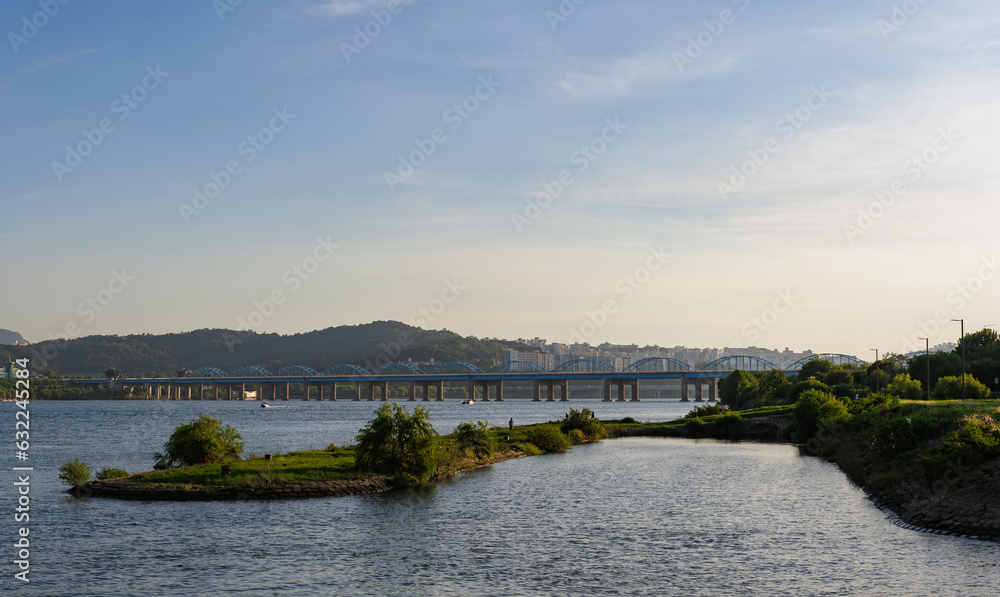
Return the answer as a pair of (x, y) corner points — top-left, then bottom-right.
(123, 422), (551, 490)
(130, 447), (362, 488)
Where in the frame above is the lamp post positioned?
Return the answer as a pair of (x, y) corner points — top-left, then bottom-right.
(870, 348), (879, 392)
(951, 318), (965, 401)
(918, 337), (930, 400)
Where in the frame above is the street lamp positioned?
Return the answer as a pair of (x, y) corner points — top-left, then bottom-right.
(918, 337), (930, 400)
(951, 318), (965, 401)
(870, 348), (879, 392)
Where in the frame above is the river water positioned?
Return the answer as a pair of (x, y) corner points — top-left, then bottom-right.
(5, 399), (999, 596)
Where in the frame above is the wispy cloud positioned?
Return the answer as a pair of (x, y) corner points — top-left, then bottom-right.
(305, 0), (417, 18)
(23, 49), (103, 73)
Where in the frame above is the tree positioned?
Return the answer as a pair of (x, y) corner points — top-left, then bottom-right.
(454, 420), (495, 458)
(154, 414), (244, 469)
(798, 358), (833, 383)
(59, 458), (92, 489)
(354, 403), (438, 484)
(907, 351), (962, 389)
(932, 375), (990, 401)
(886, 373), (924, 400)
(560, 407), (605, 440)
(753, 369), (793, 405)
(719, 370), (758, 410)
(793, 389), (848, 443)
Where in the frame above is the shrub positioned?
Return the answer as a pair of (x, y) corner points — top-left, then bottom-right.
(355, 403), (438, 484)
(567, 429), (586, 444)
(560, 408), (605, 440)
(525, 425), (570, 453)
(515, 443), (543, 456)
(932, 375), (991, 401)
(59, 459), (92, 488)
(454, 420), (495, 459)
(154, 414), (245, 469)
(793, 389), (848, 442)
(685, 417), (706, 437)
(685, 404), (721, 419)
(96, 467), (128, 480)
(887, 373), (924, 400)
(714, 413), (744, 437)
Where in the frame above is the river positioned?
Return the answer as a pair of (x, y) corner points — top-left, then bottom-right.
(5, 400), (999, 596)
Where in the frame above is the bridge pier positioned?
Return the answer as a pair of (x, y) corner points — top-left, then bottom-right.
(629, 379), (640, 402)
(436, 380), (445, 401)
(354, 383), (362, 401)
(559, 380), (569, 402)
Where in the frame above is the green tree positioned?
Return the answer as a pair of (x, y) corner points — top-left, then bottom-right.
(454, 420), (495, 458)
(59, 458), (93, 488)
(797, 358), (833, 383)
(719, 370), (758, 410)
(753, 369), (793, 405)
(932, 374), (990, 401)
(793, 389), (848, 442)
(153, 414), (244, 469)
(355, 403), (438, 484)
(907, 351), (962, 390)
(886, 373), (924, 400)
(525, 425), (570, 453)
(560, 408), (605, 440)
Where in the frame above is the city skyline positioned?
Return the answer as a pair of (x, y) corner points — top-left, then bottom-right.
(3, 1), (999, 360)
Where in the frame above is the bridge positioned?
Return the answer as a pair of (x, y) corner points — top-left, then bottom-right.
(83, 353), (867, 403)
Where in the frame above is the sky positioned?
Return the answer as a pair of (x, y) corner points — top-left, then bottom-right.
(2, 0), (999, 360)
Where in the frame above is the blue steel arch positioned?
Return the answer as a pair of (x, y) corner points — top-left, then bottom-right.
(275, 365), (320, 377)
(785, 353), (869, 370)
(191, 367), (228, 378)
(426, 362), (485, 374)
(373, 362), (425, 375)
(489, 360), (549, 373)
(700, 355), (780, 372)
(321, 364), (370, 376)
(552, 358), (617, 373)
(229, 366), (272, 377)
(624, 357), (695, 373)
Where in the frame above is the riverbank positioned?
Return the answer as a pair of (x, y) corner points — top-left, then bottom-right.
(616, 398), (1000, 540)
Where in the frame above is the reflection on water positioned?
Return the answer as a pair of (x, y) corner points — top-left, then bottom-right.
(7, 401), (1000, 596)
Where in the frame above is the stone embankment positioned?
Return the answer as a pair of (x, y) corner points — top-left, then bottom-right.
(860, 459), (1000, 541)
(85, 476), (394, 501)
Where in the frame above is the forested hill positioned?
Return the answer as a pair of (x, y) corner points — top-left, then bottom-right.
(0, 321), (531, 377)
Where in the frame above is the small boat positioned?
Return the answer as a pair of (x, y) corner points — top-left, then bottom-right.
(462, 399), (475, 405)
(260, 402), (271, 408)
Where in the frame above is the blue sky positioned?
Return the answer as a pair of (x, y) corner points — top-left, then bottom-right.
(2, 0), (999, 359)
